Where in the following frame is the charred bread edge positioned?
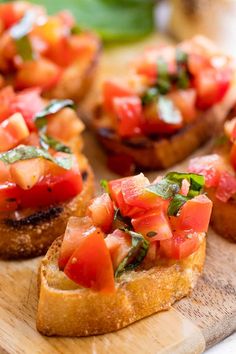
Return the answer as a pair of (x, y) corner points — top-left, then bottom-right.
(37, 236), (206, 336)
(0, 154), (94, 259)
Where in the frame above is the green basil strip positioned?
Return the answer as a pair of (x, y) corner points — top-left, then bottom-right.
(34, 99), (75, 131)
(176, 67), (189, 89)
(168, 194), (190, 216)
(0, 145), (72, 170)
(115, 229), (149, 278)
(158, 96), (182, 125)
(165, 172), (205, 197)
(146, 179), (180, 199)
(156, 58), (171, 94)
(100, 179), (109, 193)
(176, 48), (188, 65)
(141, 87), (159, 106)
(39, 133), (72, 154)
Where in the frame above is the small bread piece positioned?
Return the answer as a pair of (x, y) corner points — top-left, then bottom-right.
(207, 189), (236, 242)
(37, 236), (206, 336)
(0, 154), (94, 259)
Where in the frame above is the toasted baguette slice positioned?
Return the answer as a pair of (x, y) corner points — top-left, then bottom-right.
(0, 154), (94, 259)
(37, 236), (206, 336)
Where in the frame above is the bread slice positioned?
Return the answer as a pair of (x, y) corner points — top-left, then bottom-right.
(0, 154), (94, 259)
(37, 235), (206, 336)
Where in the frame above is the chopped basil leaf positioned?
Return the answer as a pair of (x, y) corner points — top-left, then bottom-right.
(157, 58), (171, 94)
(71, 25), (82, 35)
(113, 208), (132, 230)
(39, 133), (72, 154)
(115, 228), (149, 277)
(146, 231), (157, 238)
(165, 172), (204, 197)
(168, 194), (189, 216)
(176, 67), (189, 89)
(158, 96), (182, 125)
(142, 87), (159, 105)
(15, 36), (34, 61)
(146, 179), (180, 199)
(100, 179), (109, 193)
(34, 99), (75, 131)
(0, 145), (72, 170)
(176, 48), (188, 65)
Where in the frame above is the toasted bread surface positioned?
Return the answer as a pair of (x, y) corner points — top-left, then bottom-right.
(37, 236), (206, 336)
(0, 154), (94, 259)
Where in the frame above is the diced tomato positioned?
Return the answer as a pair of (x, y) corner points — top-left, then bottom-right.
(177, 195), (212, 232)
(0, 161), (11, 184)
(224, 118), (236, 141)
(58, 216), (92, 270)
(105, 229), (131, 270)
(87, 193), (114, 233)
(107, 153), (135, 177)
(64, 226), (115, 293)
(187, 53), (210, 76)
(188, 154), (222, 188)
(160, 230), (200, 260)
(0, 113), (29, 152)
(31, 17), (63, 46)
(15, 58), (61, 91)
(103, 81), (133, 114)
(113, 96), (143, 138)
(0, 86), (15, 123)
(10, 158), (44, 190)
(132, 209), (173, 241)
(215, 171), (236, 202)
(195, 67), (231, 109)
(168, 89), (197, 123)
(0, 3), (24, 29)
(180, 179), (190, 196)
(57, 11), (75, 29)
(0, 167), (82, 212)
(145, 241), (158, 263)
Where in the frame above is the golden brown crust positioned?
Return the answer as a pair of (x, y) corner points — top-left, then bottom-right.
(95, 110), (215, 170)
(207, 189), (236, 242)
(0, 154), (94, 259)
(37, 236), (206, 336)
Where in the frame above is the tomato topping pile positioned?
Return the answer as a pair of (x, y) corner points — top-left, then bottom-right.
(102, 37), (232, 139)
(59, 172), (212, 293)
(0, 2), (99, 92)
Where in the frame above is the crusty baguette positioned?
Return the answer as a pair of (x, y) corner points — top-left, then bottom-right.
(37, 236), (206, 336)
(207, 188), (236, 242)
(0, 153), (94, 259)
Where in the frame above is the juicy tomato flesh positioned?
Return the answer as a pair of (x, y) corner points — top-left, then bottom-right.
(103, 81), (133, 114)
(0, 167), (82, 212)
(64, 226), (115, 293)
(87, 193), (114, 233)
(105, 229), (131, 270)
(0, 113), (29, 152)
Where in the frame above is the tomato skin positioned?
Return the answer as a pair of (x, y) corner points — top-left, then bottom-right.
(0, 86), (15, 123)
(113, 96), (143, 138)
(195, 67), (231, 109)
(58, 216), (92, 270)
(160, 231), (200, 260)
(178, 195), (212, 233)
(64, 227), (115, 293)
(0, 168), (83, 212)
(105, 229), (131, 270)
(215, 171), (236, 202)
(188, 154), (222, 188)
(131, 209), (173, 241)
(187, 53), (210, 76)
(88, 193), (114, 233)
(168, 89), (197, 123)
(103, 81), (133, 114)
(0, 3), (23, 29)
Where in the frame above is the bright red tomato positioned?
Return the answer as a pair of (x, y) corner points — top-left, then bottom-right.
(103, 81), (133, 114)
(0, 167), (82, 212)
(177, 195), (212, 232)
(188, 154), (222, 188)
(0, 86), (15, 123)
(105, 229), (131, 270)
(187, 53), (210, 76)
(0, 113), (29, 152)
(87, 193), (114, 233)
(215, 171), (236, 202)
(160, 230), (200, 260)
(0, 3), (23, 29)
(64, 226), (115, 293)
(58, 216), (92, 270)
(195, 67), (231, 109)
(168, 89), (197, 123)
(131, 209), (173, 241)
(113, 96), (143, 138)
(107, 153), (135, 177)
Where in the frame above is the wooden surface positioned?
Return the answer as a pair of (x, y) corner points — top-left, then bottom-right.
(0, 34), (236, 354)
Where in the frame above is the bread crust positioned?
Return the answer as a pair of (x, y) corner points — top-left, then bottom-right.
(207, 189), (236, 242)
(37, 236), (206, 336)
(95, 110), (215, 170)
(0, 154), (94, 259)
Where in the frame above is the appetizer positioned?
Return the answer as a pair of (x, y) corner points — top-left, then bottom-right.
(93, 36), (235, 175)
(37, 172), (212, 336)
(0, 1), (101, 101)
(189, 117), (236, 242)
(0, 86), (94, 258)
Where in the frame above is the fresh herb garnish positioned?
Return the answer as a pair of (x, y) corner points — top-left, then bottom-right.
(34, 99), (75, 131)
(156, 58), (171, 94)
(165, 172), (204, 197)
(115, 228), (149, 277)
(168, 194), (189, 216)
(113, 208), (132, 230)
(39, 133), (72, 154)
(100, 179), (109, 193)
(141, 87), (159, 105)
(176, 48), (188, 65)
(175, 48), (190, 89)
(146, 178), (180, 199)
(0, 145), (72, 170)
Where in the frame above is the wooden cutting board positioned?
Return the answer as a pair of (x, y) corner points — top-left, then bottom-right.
(0, 34), (235, 354)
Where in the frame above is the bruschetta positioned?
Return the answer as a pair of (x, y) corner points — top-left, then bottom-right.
(0, 87), (94, 259)
(189, 117), (236, 242)
(37, 171), (212, 336)
(93, 35), (236, 175)
(0, 1), (101, 101)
